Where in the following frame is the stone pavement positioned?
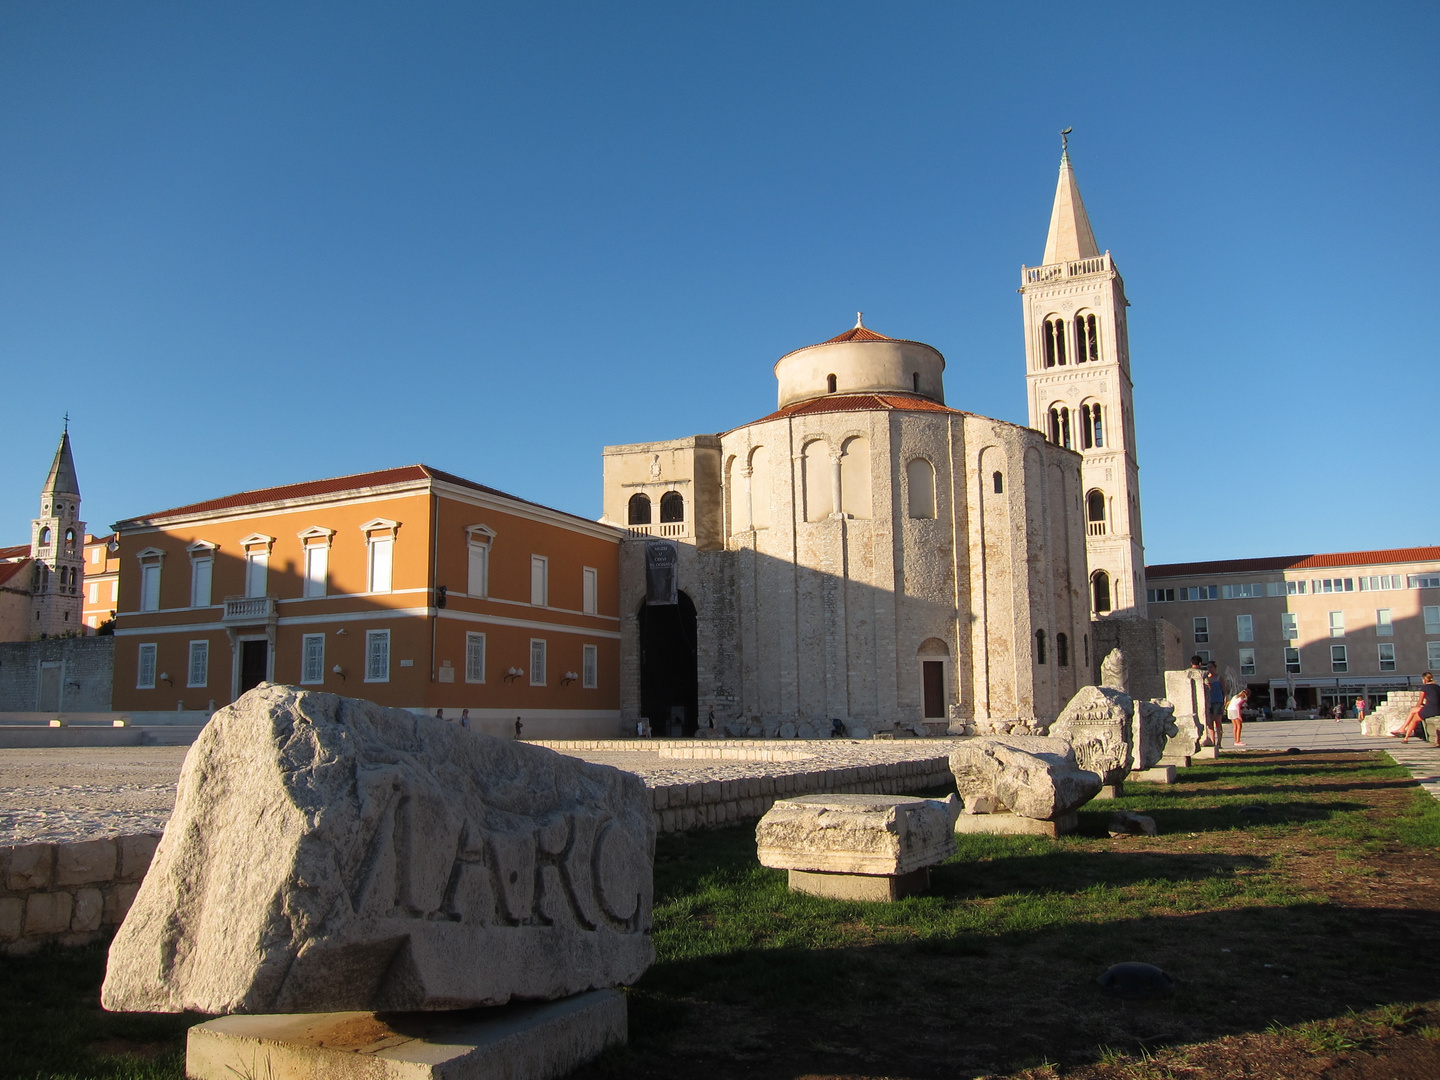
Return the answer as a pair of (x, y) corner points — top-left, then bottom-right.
(1222, 718), (1440, 804)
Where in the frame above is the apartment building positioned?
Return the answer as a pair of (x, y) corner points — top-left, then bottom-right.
(109, 465), (623, 737)
(1145, 546), (1440, 713)
(81, 533), (120, 631)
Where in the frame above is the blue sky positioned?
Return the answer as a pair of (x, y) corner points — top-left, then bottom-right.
(1, 2), (1434, 563)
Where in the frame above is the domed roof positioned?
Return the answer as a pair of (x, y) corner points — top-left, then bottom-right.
(771, 314), (946, 410)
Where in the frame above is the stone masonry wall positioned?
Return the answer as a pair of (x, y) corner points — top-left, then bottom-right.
(1, 833), (158, 955)
(0, 636), (114, 712)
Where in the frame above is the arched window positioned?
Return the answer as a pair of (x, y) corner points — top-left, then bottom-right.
(802, 441), (832, 521)
(912, 371), (920, 393)
(906, 458), (935, 519)
(1075, 313), (1099, 363)
(992, 471), (1003, 494)
(839, 436), (871, 519)
(64, 528), (76, 553)
(1080, 404), (1093, 449)
(659, 491), (684, 523)
(1057, 632), (1069, 667)
(826, 373), (837, 394)
(627, 493), (652, 525)
(749, 446), (772, 529)
(1087, 489), (1106, 536)
(39, 526), (51, 546)
(1049, 406), (1071, 449)
(1092, 571), (1112, 614)
(1035, 629), (1047, 665)
(1042, 317), (1067, 367)
(1092, 403), (1104, 447)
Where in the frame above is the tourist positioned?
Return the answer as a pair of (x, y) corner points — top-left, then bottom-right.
(706, 705), (716, 732)
(460, 708), (470, 730)
(435, 708), (444, 720)
(1355, 697), (1367, 728)
(1204, 662), (1225, 747)
(1226, 687), (1249, 747)
(514, 716), (523, 739)
(1393, 673), (1440, 743)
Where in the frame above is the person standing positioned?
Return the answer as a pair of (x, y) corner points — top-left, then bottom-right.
(1204, 661), (1225, 747)
(1227, 687), (1249, 747)
(514, 716), (523, 740)
(1354, 697), (1367, 728)
(706, 705), (716, 733)
(460, 708), (471, 731)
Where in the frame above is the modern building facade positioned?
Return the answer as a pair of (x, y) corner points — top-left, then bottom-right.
(109, 465), (624, 737)
(1145, 546), (1440, 713)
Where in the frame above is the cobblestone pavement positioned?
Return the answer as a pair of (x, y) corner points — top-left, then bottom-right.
(1223, 718), (1440, 802)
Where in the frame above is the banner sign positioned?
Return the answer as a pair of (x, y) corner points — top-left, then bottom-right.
(644, 540), (678, 606)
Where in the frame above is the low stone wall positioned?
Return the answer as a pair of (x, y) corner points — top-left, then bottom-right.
(1364, 691), (1422, 737)
(1, 833), (159, 955)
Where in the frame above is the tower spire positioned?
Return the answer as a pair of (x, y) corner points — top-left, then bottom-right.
(42, 428), (80, 497)
(1041, 143), (1100, 265)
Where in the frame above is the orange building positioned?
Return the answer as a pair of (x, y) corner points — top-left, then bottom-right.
(81, 533), (120, 632)
(110, 465), (623, 737)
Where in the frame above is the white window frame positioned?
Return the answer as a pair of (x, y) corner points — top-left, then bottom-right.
(530, 555), (548, 607)
(465, 632), (486, 683)
(1238, 648), (1255, 676)
(1425, 606), (1440, 635)
(1284, 647), (1301, 674)
(1195, 649), (1211, 664)
(582, 566), (598, 615)
(1329, 611), (1345, 638)
(110, 579), (118, 602)
(1378, 643), (1396, 672)
(1193, 616), (1209, 643)
(361, 519), (399, 594)
(136, 548), (164, 612)
(297, 528), (334, 599)
(465, 525), (495, 597)
(1281, 612), (1298, 640)
(1429, 641), (1440, 670)
(1330, 644), (1348, 673)
(87, 582), (98, 604)
(365, 629), (391, 683)
(1236, 614), (1253, 643)
(582, 643), (598, 689)
(300, 633), (326, 685)
(137, 643), (157, 689)
(187, 640), (209, 688)
(1376, 609), (1393, 636)
(529, 638), (547, 686)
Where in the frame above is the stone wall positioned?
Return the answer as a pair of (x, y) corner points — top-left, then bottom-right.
(0, 636), (114, 712)
(1089, 616), (1180, 702)
(1363, 690), (1422, 738)
(1, 833), (158, 955)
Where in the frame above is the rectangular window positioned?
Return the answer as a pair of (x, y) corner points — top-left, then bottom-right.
(191, 558), (213, 607)
(1193, 616), (1209, 643)
(365, 630), (390, 682)
(1196, 649), (1211, 663)
(1429, 641), (1440, 670)
(110, 580), (118, 602)
(245, 553), (268, 598)
(465, 632), (486, 683)
(1146, 588), (1176, 603)
(1330, 645), (1348, 673)
(140, 563), (161, 612)
(1410, 574), (1440, 589)
(1329, 611), (1345, 638)
(1376, 609), (1393, 636)
(368, 539), (393, 593)
(137, 643), (157, 688)
(187, 641), (208, 688)
(301, 634), (325, 684)
(467, 543), (489, 597)
(1266, 581), (1285, 596)
(530, 556), (548, 607)
(304, 545), (328, 598)
(1284, 647), (1301, 674)
(582, 643), (598, 688)
(87, 582), (98, 603)
(1222, 583), (1264, 599)
(582, 567), (598, 615)
(1378, 643), (1396, 672)
(1286, 580), (1306, 595)
(1425, 606), (1440, 635)
(529, 638), (547, 685)
(1239, 648), (1255, 676)
(1237, 614), (1253, 642)
(90, 547), (100, 565)
(1281, 612), (1298, 640)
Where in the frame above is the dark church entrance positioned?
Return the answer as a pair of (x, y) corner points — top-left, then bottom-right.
(239, 639), (269, 695)
(638, 591), (698, 737)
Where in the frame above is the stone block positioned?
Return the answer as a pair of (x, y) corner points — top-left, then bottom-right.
(186, 989), (627, 1080)
(1049, 685), (1134, 786)
(25, 891), (74, 936)
(954, 812), (1077, 837)
(0, 897), (22, 942)
(756, 794), (958, 877)
(55, 838), (117, 886)
(6, 843), (54, 891)
(72, 888), (104, 932)
(787, 867), (930, 902)
(103, 686), (654, 1015)
(1134, 702), (1179, 771)
(1193, 746), (1218, 760)
(118, 834), (161, 881)
(949, 736), (1102, 820)
(1131, 766), (1176, 784)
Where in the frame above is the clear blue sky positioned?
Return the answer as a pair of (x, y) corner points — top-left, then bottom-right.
(1, 2), (1434, 564)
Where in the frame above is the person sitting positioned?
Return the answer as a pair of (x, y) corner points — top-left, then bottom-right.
(1393, 673), (1440, 743)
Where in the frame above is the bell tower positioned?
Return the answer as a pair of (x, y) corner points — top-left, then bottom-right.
(1020, 142), (1146, 618)
(30, 423), (85, 636)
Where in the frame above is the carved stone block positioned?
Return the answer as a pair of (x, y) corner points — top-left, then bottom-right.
(948, 736), (1101, 820)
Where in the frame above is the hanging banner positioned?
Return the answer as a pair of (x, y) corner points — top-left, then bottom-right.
(644, 540), (678, 606)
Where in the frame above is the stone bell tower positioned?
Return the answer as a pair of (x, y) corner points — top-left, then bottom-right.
(1020, 142), (1146, 618)
(30, 424), (86, 636)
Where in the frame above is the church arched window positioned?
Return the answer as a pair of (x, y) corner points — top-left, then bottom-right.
(1035, 629), (1047, 665)
(748, 446), (772, 529)
(39, 526), (51, 546)
(627, 493), (652, 526)
(906, 458), (935, 519)
(1081, 403), (1103, 448)
(1048, 406), (1071, 449)
(1057, 632), (1069, 667)
(912, 371), (920, 393)
(802, 441), (832, 521)
(64, 528), (76, 553)
(1043, 317), (1067, 367)
(1092, 571), (1112, 614)
(826, 373), (837, 394)
(992, 471), (1004, 494)
(659, 491), (684, 523)
(1075, 313), (1099, 363)
(1086, 490), (1106, 535)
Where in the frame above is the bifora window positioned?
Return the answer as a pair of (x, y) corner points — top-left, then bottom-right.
(1042, 316), (1067, 367)
(1075, 313), (1099, 363)
(1080, 403), (1104, 449)
(1049, 406), (1072, 448)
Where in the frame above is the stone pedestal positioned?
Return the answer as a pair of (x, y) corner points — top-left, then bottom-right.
(1131, 766), (1176, 784)
(1095, 783), (1124, 799)
(1193, 746), (1218, 760)
(953, 811), (1078, 838)
(787, 867), (930, 901)
(185, 989), (626, 1080)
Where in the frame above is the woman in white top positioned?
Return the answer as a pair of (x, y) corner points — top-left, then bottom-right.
(1226, 688), (1249, 748)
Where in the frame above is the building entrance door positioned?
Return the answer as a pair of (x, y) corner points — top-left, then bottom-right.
(638, 591), (698, 736)
(922, 661), (945, 718)
(37, 663), (61, 711)
(239, 640), (269, 695)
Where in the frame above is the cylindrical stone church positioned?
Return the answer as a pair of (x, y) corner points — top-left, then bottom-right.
(602, 318), (1090, 736)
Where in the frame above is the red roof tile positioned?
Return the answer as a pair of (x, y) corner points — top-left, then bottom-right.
(738, 393), (967, 429)
(822, 325), (896, 344)
(0, 543), (30, 561)
(1147, 546), (1440, 579)
(0, 558), (32, 588)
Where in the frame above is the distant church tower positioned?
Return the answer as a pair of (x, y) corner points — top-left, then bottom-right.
(1020, 145), (1147, 618)
(30, 425), (85, 635)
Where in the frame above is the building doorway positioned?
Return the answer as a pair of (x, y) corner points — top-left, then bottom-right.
(239, 639), (269, 695)
(922, 662), (945, 718)
(37, 662), (61, 711)
(638, 591), (697, 737)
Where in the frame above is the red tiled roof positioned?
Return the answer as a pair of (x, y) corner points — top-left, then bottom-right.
(119, 465), (610, 531)
(0, 543), (30, 561)
(738, 393), (967, 429)
(0, 558), (32, 588)
(1147, 546), (1440, 579)
(822, 325), (896, 344)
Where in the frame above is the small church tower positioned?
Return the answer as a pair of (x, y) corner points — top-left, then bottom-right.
(1020, 143), (1147, 618)
(30, 425), (85, 636)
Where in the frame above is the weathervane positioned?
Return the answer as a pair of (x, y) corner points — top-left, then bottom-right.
(1060, 127), (1072, 156)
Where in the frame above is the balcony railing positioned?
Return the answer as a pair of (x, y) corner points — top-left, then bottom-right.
(1022, 253), (1113, 286)
(626, 522), (687, 539)
(1087, 522), (1107, 537)
(223, 595), (277, 623)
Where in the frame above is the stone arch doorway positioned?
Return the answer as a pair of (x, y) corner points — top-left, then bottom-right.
(918, 637), (950, 720)
(638, 590), (698, 737)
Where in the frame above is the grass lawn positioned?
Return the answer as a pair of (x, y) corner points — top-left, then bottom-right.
(5, 750), (1440, 1079)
